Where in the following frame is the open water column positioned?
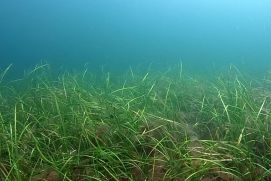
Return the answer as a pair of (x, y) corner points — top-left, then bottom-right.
(0, 0), (271, 180)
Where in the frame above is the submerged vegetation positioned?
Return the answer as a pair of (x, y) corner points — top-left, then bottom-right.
(0, 63), (271, 181)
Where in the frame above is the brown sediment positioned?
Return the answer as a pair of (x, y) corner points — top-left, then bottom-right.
(30, 169), (60, 181)
(119, 176), (129, 181)
(132, 166), (144, 181)
(149, 151), (167, 181)
(95, 123), (110, 138)
(46, 171), (60, 181)
(71, 166), (86, 181)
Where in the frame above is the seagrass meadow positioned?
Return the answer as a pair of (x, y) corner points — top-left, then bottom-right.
(0, 63), (271, 181)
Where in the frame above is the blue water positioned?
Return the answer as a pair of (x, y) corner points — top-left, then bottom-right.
(0, 0), (271, 75)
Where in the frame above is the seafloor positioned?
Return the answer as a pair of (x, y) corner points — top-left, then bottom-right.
(0, 64), (270, 181)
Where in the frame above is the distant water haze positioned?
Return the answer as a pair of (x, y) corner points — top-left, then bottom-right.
(0, 0), (271, 76)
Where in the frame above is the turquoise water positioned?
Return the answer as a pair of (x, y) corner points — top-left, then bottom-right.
(1, 2), (271, 180)
(0, 0), (271, 75)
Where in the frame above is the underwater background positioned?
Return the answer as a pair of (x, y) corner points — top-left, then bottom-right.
(0, 0), (271, 75)
(2, 1), (271, 180)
